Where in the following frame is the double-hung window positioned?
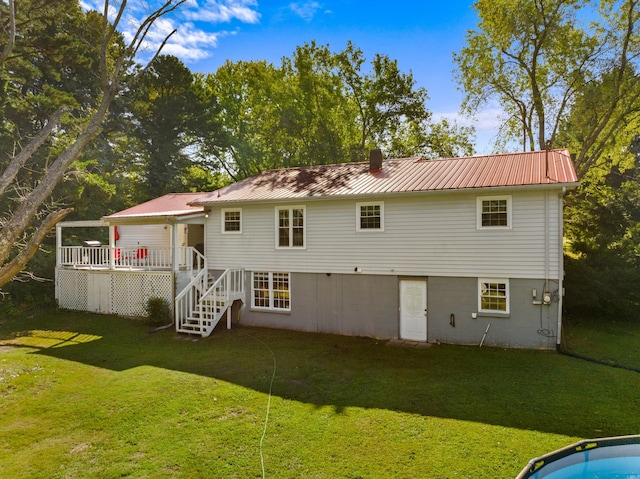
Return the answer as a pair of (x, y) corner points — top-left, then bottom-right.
(252, 272), (291, 311)
(477, 195), (512, 229)
(478, 278), (510, 314)
(221, 208), (242, 234)
(276, 206), (305, 248)
(357, 202), (384, 231)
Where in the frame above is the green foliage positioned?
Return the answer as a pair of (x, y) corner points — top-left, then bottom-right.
(0, 296), (20, 318)
(0, 0), (105, 213)
(144, 297), (172, 326)
(123, 55), (223, 201)
(564, 162), (640, 319)
(1, 245), (56, 306)
(207, 41), (474, 180)
(455, 0), (640, 158)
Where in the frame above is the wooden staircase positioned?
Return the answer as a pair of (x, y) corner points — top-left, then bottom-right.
(175, 268), (244, 337)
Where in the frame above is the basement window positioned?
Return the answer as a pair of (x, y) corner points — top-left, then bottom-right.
(478, 278), (510, 314)
(252, 272), (291, 312)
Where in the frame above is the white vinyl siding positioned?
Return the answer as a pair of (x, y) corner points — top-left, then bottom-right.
(115, 224), (171, 249)
(205, 190), (562, 280)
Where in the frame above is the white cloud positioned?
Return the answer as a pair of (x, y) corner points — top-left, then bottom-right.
(80, 1), (257, 65)
(184, 0), (260, 24)
(130, 18), (225, 62)
(289, 1), (322, 22)
(433, 107), (504, 133)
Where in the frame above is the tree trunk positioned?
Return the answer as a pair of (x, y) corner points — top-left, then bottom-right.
(0, 93), (113, 269)
(0, 208), (72, 288)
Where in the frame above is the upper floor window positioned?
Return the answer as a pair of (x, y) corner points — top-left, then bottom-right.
(276, 206), (305, 248)
(222, 208), (242, 234)
(357, 202), (384, 231)
(477, 195), (512, 229)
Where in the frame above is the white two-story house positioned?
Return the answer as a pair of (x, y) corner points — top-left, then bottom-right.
(55, 149), (579, 349)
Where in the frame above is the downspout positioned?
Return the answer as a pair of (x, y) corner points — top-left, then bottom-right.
(556, 188), (565, 346)
(544, 190), (549, 293)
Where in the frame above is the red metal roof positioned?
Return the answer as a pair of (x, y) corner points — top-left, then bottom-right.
(105, 193), (206, 219)
(195, 149), (578, 205)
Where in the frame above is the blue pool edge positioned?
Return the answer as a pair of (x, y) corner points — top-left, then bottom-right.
(515, 434), (640, 479)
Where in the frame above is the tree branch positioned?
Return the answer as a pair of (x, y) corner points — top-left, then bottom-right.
(0, 0), (15, 64)
(0, 0), (188, 286)
(0, 208), (72, 289)
(0, 107), (65, 196)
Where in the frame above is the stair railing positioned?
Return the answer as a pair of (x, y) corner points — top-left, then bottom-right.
(175, 267), (245, 337)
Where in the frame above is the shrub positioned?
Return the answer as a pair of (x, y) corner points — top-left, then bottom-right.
(144, 296), (172, 326)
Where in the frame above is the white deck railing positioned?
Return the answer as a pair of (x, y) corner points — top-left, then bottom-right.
(57, 246), (201, 271)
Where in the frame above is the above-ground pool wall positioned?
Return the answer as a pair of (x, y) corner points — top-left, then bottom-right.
(237, 272), (399, 339)
(427, 276), (559, 350)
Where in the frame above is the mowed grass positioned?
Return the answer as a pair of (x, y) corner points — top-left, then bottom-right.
(562, 315), (640, 370)
(1, 310), (639, 479)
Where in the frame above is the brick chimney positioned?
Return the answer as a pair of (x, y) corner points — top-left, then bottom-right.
(369, 148), (382, 172)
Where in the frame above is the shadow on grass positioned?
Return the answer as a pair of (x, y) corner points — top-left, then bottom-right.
(2, 310), (640, 439)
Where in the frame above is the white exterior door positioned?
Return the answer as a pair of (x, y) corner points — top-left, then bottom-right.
(400, 279), (427, 341)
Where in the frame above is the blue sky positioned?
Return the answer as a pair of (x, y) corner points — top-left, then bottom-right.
(82, 0), (502, 154)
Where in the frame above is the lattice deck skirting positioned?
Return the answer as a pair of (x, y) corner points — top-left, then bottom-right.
(56, 269), (173, 317)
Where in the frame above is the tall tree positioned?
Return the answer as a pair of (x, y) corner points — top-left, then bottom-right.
(563, 156), (640, 317)
(126, 54), (222, 200)
(204, 59), (289, 180)
(207, 41), (474, 180)
(0, 0), (186, 288)
(335, 41), (431, 159)
(283, 41), (357, 165)
(454, 0), (640, 174)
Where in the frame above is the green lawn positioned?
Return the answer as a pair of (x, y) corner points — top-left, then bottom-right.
(562, 315), (640, 370)
(1, 309), (639, 478)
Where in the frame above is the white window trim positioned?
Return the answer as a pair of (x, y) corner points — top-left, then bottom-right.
(275, 205), (306, 249)
(221, 208), (242, 234)
(478, 278), (510, 314)
(251, 271), (291, 312)
(476, 195), (512, 230)
(356, 201), (385, 232)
